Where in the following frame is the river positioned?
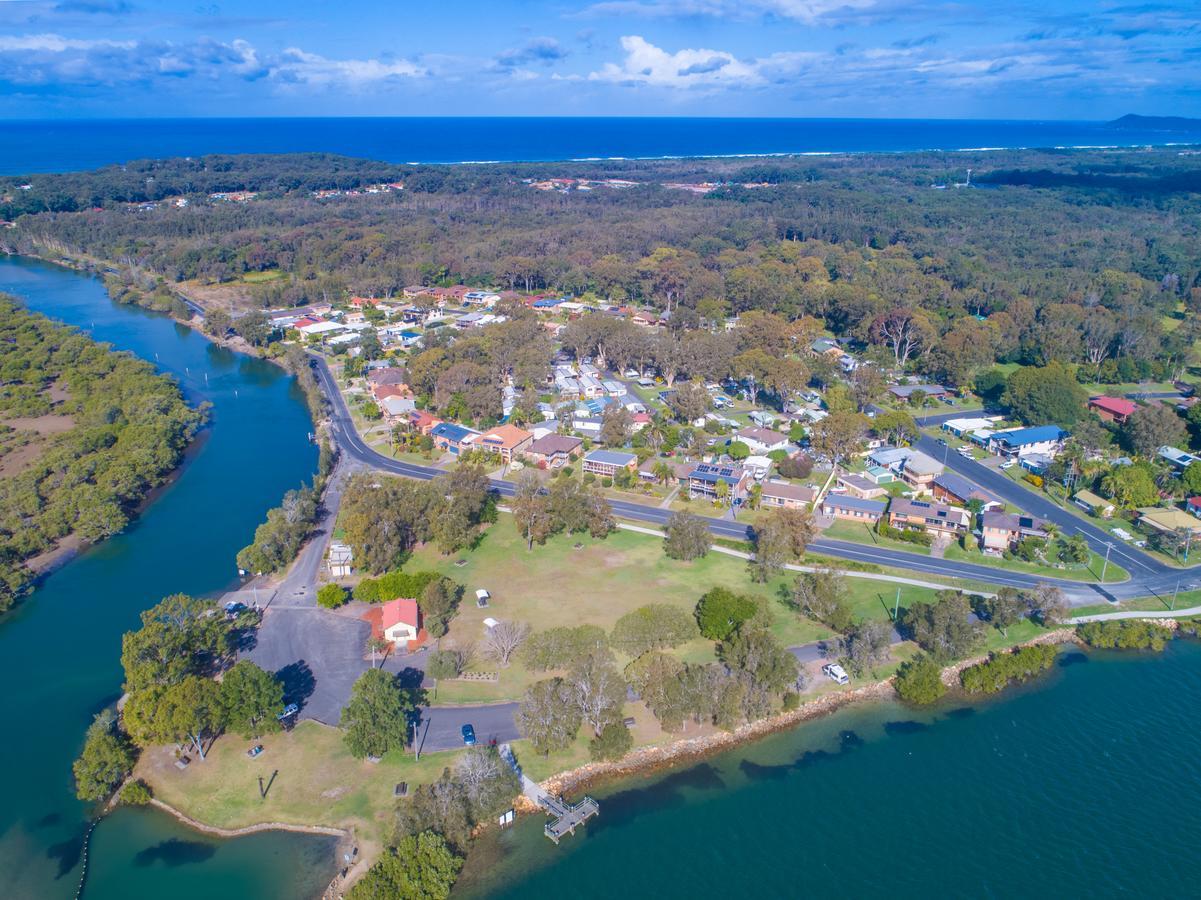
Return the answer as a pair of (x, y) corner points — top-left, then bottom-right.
(0, 256), (335, 899)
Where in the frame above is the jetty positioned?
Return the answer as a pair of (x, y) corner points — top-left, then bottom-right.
(539, 794), (600, 843)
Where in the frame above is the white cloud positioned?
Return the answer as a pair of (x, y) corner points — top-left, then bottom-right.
(270, 48), (425, 86)
(581, 0), (881, 25)
(588, 35), (762, 88)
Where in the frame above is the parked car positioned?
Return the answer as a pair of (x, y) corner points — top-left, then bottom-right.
(278, 703), (299, 720)
(247, 745), (264, 758)
(999, 460), (1017, 470)
(822, 663), (850, 685)
(461, 724), (477, 746)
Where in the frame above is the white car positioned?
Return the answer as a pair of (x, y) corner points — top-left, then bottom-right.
(623, 369), (639, 378)
(999, 460), (1017, 469)
(822, 663), (850, 685)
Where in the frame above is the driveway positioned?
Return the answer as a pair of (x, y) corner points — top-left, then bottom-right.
(415, 703), (521, 754)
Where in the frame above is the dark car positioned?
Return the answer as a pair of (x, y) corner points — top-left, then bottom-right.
(461, 724), (476, 746)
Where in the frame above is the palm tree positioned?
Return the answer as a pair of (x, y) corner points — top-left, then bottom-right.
(653, 460), (674, 486)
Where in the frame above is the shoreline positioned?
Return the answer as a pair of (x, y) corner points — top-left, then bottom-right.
(146, 797), (347, 839)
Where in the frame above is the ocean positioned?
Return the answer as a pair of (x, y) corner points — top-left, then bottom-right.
(2, 117), (1201, 174)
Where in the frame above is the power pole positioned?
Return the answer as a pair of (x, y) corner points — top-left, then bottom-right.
(1101, 543), (1113, 582)
(893, 586), (901, 622)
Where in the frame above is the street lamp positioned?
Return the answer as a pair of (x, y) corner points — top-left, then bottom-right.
(1101, 542), (1113, 582)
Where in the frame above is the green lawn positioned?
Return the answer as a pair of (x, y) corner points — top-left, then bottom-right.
(138, 721), (455, 844)
(942, 542), (1128, 583)
(821, 518), (932, 556)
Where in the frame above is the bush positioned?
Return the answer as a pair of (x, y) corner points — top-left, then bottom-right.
(782, 691), (801, 711)
(1024, 473), (1044, 488)
(610, 604), (699, 657)
(894, 654), (946, 705)
(353, 569), (441, 603)
(601, 477), (613, 488)
(959, 644), (1059, 694)
(522, 625), (609, 670)
(119, 779), (152, 806)
(877, 520), (933, 546)
(695, 587), (761, 641)
(316, 583), (348, 609)
(589, 723), (634, 762)
(1077, 620), (1173, 651)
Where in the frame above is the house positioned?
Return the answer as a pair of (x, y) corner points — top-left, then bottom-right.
(638, 457), (695, 485)
(987, 426), (1069, 459)
(980, 511), (1051, 554)
(820, 494), (887, 524)
(760, 480), (817, 509)
(380, 598), (422, 647)
(1189, 497), (1201, 519)
(932, 472), (1002, 510)
(326, 541), (353, 578)
(864, 465), (897, 485)
(899, 452), (944, 493)
(748, 410), (777, 428)
(836, 473), (888, 500)
(1074, 489), (1115, 518)
(431, 422), (480, 455)
(379, 395), (416, 421)
(406, 409), (442, 435)
(1088, 396), (1137, 424)
(941, 417), (996, 438)
(476, 424), (533, 463)
(869, 446), (914, 471)
(888, 383), (949, 402)
(735, 426), (791, 455)
(582, 449), (638, 477)
(810, 337), (843, 358)
(370, 382), (413, 404)
(1136, 507), (1201, 535)
(688, 462), (750, 500)
(524, 433), (583, 469)
(367, 366), (409, 388)
(1158, 446), (1201, 470)
(888, 497), (971, 538)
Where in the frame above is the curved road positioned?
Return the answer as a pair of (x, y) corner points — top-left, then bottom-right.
(314, 359), (1200, 604)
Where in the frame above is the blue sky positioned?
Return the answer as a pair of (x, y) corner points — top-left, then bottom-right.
(0, 0), (1198, 118)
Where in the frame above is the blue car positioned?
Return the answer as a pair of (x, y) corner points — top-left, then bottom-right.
(461, 724), (476, 746)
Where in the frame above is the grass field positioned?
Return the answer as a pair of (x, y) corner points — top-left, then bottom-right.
(942, 542), (1128, 583)
(138, 721), (456, 843)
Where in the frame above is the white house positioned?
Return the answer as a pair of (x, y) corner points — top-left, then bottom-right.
(381, 598), (422, 647)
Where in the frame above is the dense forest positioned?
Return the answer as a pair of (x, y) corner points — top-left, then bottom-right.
(0, 296), (206, 612)
(3, 147), (1201, 388)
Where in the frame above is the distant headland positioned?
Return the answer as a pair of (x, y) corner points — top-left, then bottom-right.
(1108, 113), (1201, 130)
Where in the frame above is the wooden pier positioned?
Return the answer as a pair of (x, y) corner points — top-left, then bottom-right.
(540, 794), (600, 843)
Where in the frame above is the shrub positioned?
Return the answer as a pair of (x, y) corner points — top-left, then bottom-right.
(353, 569), (441, 603)
(522, 625), (609, 670)
(1076, 620), (1173, 651)
(589, 723), (634, 762)
(1024, 473), (1044, 488)
(959, 644), (1059, 694)
(610, 604), (698, 657)
(695, 587), (762, 641)
(894, 654), (946, 705)
(782, 691), (801, 711)
(119, 779), (152, 806)
(316, 583), (348, 609)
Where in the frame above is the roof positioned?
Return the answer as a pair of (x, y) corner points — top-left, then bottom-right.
(1074, 489), (1112, 508)
(822, 495), (887, 514)
(1158, 446), (1200, 467)
(431, 422), (478, 443)
(1136, 507), (1201, 533)
(479, 423), (532, 450)
(736, 426), (789, 446)
(761, 481), (816, 502)
(584, 449), (638, 467)
(528, 433), (583, 455)
(933, 472), (1000, 504)
(690, 462), (746, 485)
(380, 598), (421, 630)
(982, 511), (1049, 533)
(902, 451), (943, 476)
(889, 383), (947, 398)
(837, 473), (879, 492)
(1089, 396), (1137, 417)
(368, 366), (409, 386)
(991, 425), (1068, 447)
(1189, 497), (1201, 510)
(869, 447), (913, 467)
(890, 497), (970, 523)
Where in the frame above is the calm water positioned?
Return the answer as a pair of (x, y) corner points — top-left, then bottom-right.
(461, 643), (1201, 898)
(2, 117), (1201, 174)
(0, 256), (331, 899)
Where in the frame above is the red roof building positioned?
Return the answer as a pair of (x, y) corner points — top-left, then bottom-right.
(1088, 396), (1137, 424)
(380, 598), (423, 647)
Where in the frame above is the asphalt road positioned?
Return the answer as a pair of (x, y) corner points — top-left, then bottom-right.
(417, 703), (521, 754)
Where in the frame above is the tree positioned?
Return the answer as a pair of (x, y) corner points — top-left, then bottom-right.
(695, 587), (761, 641)
(419, 577), (461, 639)
(1059, 533), (1090, 566)
(1124, 403), (1186, 459)
(981, 587), (1027, 636)
(570, 649), (625, 735)
(793, 569), (854, 633)
(843, 618), (892, 676)
(872, 409), (918, 446)
(894, 654), (946, 705)
(590, 722), (634, 762)
(1029, 583), (1071, 626)
(901, 591), (983, 662)
(73, 712), (136, 803)
(316, 583), (348, 609)
(719, 628), (799, 695)
(610, 604), (699, 657)
(869, 308), (935, 367)
(663, 510), (712, 560)
(217, 661), (284, 739)
(517, 678), (582, 755)
(342, 669), (412, 759)
(1101, 462), (1159, 508)
(123, 675), (222, 759)
(806, 411), (867, 467)
(750, 508), (814, 582)
(511, 470), (552, 550)
(727, 440), (751, 461)
(1002, 362), (1087, 427)
(121, 593), (229, 691)
(600, 406), (634, 446)
(1182, 461), (1201, 496)
(481, 620), (530, 667)
(347, 832), (463, 900)
(668, 381), (711, 423)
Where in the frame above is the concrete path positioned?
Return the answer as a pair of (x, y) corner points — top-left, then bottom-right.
(1070, 605), (1201, 624)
